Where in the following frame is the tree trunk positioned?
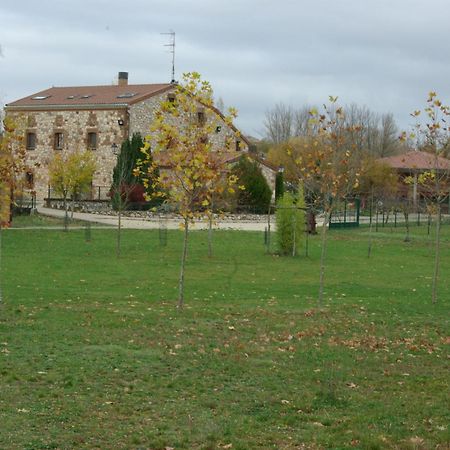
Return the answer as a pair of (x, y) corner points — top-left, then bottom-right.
(71, 197), (75, 219)
(266, 203), (271, 254)
(0, 226), (3, 306)
(404, 211), (410, 242)
(117, 207), (122, 258)
(367, 189), (374, 258)
(178, 218), (189, 309)
(208, 213), (213, 258)
(431, 207), (441, 304)
(305, 215), (309, 258)
(318, 207), (330, 306)
(63, 195), (69, 232)
(292, 209), (297, 257)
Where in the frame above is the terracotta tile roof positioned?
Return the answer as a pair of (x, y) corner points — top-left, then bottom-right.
(155, 150), (279, 172)
(222, 152), (279, 171)
(155, 150), (241, 168)
(380, 151), (450, 171)
(6, 84), (173, 108)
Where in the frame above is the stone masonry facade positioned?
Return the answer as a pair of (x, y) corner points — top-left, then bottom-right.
(5, 75), (274, 203)
(7, 108), (128, 200)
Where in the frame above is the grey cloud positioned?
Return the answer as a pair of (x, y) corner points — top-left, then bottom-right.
(1, 0), (450, 136)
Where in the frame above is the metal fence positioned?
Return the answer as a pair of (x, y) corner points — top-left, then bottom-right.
(46, 185), (111, 201)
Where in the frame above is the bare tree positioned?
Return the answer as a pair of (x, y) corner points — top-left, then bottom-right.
(264, 103), (294, 144)
(294, 105), (315, 136)
(265, 101), (401, 157)
(378, 113), (400, 157)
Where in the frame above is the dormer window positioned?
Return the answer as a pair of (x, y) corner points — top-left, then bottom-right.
(31, 95), (50, 100)
(167, 93), (176, 103)
(80, 94), (93, 99)
(236, 140), (241, 152)
(117, 93), (136, 99)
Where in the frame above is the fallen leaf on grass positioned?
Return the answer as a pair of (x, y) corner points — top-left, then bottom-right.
(409, 436), (424, 445)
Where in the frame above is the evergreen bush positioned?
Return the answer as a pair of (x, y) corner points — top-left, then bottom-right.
(111, 133), (159, 210)
(232, 156), (272, 214)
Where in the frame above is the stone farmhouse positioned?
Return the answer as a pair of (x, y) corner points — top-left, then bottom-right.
(5, 72), (276, 202)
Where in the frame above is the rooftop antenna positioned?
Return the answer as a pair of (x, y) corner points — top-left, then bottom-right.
(161, 30), (176, 83)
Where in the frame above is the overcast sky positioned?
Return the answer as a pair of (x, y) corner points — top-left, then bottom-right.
(1, 0), (450, 137)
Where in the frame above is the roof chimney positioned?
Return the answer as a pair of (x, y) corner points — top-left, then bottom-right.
(118, 72), (128, 86)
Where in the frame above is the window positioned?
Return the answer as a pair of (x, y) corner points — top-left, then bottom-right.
(25, 171), (34, 189)
(197, 110), (206, 126)
(54, 132), (64, 150)
(236, 140), (241, 152)
(167, 93), (176, 103)
(116, 93), (136, 99)
(26, 132), (36, 150)
(31, 95), (50, 100)
(87, 132), (97, 150)
(166, 136), (176, 149)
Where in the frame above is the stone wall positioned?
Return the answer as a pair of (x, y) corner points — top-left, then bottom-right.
(6, 92), (250, 202)
(6, 108), (128, 200)
(129, 90), (249, 153)
(259, 163), (277, 199)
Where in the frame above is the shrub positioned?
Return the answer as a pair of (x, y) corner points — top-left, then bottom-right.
(111, 133), (159, 210)
(275, 171), (284, 201)
(232, 156), (272, 214)
(276, 188), (305, 256)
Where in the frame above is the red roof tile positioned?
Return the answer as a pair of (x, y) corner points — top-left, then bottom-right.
(380, 151), (450, 171)
(6, 84), (173, 108)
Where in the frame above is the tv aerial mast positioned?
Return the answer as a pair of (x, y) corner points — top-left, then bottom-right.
(161, 30), (176, 83)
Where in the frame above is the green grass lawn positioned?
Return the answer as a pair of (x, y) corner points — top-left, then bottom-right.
(0, 221), (449, 449)
(10, 213), (111, 229)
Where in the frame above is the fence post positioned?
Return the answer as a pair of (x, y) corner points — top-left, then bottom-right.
(266, 204), (271, 254)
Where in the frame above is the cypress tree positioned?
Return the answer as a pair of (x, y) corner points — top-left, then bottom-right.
(232, 156), (272, 213)
(111, 133), (158, 208)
